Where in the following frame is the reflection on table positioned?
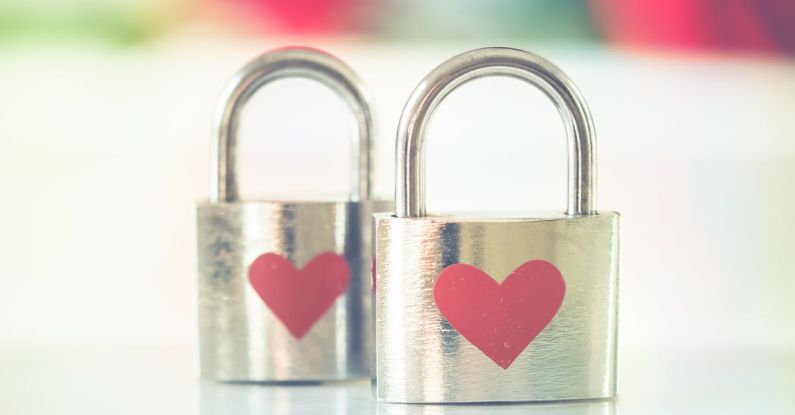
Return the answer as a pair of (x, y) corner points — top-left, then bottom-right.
(198, 380), (615, 415)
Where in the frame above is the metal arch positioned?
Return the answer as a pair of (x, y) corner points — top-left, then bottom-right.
(211, 47), (373, 202)
(394, 47), (596, 217)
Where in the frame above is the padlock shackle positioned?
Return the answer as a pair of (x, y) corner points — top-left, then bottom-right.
(395, 47), (596, 218)
(211, 47), (373, 203)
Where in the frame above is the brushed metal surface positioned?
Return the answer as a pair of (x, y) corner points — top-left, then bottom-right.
(376, 396), (615, 415)
(198, 200), (390, 381)
(197, 47), (382, 382)
(377, 47), (618, 402)
(374, 212), (620, 403)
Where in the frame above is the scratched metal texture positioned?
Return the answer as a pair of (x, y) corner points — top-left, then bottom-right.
(374, 212), (619, 403)
(197, 200), (389, 382)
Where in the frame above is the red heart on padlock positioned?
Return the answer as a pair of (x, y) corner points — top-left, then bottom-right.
(248, 252), (349, 339)
(433, 260), (566, 369)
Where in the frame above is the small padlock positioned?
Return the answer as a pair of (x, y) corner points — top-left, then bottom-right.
(374, 47), (620, 403)
(197, 48), (386, 382)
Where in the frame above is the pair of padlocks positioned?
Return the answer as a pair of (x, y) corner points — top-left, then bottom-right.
(197, 46), (619, 403)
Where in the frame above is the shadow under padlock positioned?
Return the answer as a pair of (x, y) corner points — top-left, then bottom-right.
(374, 47), (620, 403)
(197, 381), (614, 415)
(196, 47), (390, 382)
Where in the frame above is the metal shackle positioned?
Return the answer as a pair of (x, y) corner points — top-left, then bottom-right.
(395, 47), (596, 218)
(211, 47), (373, 203)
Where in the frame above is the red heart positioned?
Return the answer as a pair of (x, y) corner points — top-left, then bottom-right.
(433, 260), (566, 369)
(248, 252), (349, 339)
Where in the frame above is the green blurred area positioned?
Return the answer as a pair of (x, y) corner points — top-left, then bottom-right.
(381, 0), (596, 41)
(0, 12), (166, 44)
(0, 0), (176, 45)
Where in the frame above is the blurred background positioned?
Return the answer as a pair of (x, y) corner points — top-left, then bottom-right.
(1, 1), (794, 414)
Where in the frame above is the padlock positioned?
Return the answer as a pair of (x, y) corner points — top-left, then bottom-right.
(374, 47), (620, 403)
(197, 48), (386, 382)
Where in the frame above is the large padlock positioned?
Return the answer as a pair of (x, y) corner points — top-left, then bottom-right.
(197, 48), (385, 382)
(374, 47), (620, 403)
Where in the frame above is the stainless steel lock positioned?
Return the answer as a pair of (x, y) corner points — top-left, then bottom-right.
(374, 47), (620, 403)
(197, 48), (386, 382)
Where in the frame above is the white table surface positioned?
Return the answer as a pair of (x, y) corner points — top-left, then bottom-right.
(2, 346), (793, 414)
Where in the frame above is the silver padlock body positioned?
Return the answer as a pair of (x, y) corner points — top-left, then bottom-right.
(374, 212), (620, 403)
(197, 200), (388, 382)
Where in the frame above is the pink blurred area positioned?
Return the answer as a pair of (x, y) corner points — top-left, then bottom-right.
(202, 0), (373, 34)
(592, 0), (795, 55)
